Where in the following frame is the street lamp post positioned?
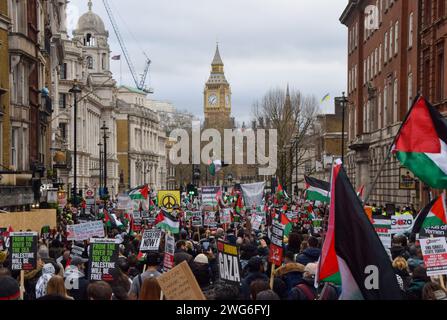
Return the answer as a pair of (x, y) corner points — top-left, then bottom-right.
(69, 83), (81, 207)
(98, 142), (103, 194)
(340, 92), (348, 165)
(101, 121), (109, 196)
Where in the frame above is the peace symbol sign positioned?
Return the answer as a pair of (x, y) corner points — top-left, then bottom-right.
(162, 195), (177, 209)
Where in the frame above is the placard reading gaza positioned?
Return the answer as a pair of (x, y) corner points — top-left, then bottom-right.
(217, 241), (242, 285)
(88, 238), (119, 282)
(9, 232), (38, 271)
(139, 229), (162, 253)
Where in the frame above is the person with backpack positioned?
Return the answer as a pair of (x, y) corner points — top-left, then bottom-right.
(288, 263), (318, 300)
(128, 252), (161, 300)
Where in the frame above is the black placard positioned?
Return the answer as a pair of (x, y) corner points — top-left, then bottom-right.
(9, 232), (38, 271)
(88, 238), (119, 282)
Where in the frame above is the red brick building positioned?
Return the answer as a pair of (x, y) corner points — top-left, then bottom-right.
(340, 0), (421, 207)
(420, 0), (447, 113)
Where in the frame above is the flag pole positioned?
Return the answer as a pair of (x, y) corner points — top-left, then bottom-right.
(363, 94), (421, 204)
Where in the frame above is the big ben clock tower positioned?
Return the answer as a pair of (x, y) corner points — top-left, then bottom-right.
(204, 44), (232, 129)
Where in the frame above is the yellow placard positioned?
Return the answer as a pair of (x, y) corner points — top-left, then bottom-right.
(158, 190), (180, 212)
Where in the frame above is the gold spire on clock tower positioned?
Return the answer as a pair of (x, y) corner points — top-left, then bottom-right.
(204, 44), (232, 126)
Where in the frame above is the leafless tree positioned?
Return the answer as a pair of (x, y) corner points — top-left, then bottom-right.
(252, 87), (319, 193)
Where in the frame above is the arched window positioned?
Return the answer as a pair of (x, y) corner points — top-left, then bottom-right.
(87, 56), (93, 69)
(84, 33), (95, 46)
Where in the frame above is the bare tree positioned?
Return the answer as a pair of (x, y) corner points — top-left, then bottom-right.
(252, 87), (319, 193)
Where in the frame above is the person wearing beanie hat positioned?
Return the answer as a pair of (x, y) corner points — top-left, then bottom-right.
(0, 276), (20, 300)
(191, 254), (212, 290)
(194, 253), (209, 264)
(288, 262), (318, 300)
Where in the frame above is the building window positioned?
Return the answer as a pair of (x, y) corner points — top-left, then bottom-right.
(87, 56), (93, 69)
(59, 123), (67, 140)
(389, 25), (393, 61)
(423, 51), (431, 97)
(393, 79), (398, 122)
(408, 73), (413, 109)
(378, 90), (382, 129)
(394, 21), (399, 55)
(0, 121), (2, 165)
(375, 48), (379, 76)
(439, 0), (446, 18)
(436, 44), (445, 102)
(11, 127), (18, 169)
(102, 53), (107, 70)
(60, 63), (67, 80)
(84, 33), (96, 47)
(364, 60), (367, 85)
(379, 43), (382, 72)
(384, 33), (388, 64)
(409, 13), (414, 48)
(425, 0), (432, 26)
(383, 85), (388, 125)
(59, 93), (66, 109)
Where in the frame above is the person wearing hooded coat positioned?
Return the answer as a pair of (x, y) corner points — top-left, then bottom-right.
(35, 263), (56, 299)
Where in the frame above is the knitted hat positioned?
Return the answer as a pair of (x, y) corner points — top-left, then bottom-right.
(0, 276), (20, 300)
(194, 253), (209, 264)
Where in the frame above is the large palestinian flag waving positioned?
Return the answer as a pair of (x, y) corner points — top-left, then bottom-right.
(304, 176), (330, 203)
(155, 209), (179, 234)
(317, 161), (402, 300)
(412, 195), (447, 237)
(393, 96), (447, 189)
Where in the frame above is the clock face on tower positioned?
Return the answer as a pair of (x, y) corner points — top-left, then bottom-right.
(208, 94), (218, 106)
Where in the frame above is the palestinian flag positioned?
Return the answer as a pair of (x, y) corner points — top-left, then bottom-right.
(317, 161), (402, 300)
(209, 160), (229, 176)
(129, 185), (149, 200)
(235, 194), (244, 214)
(155, 209), (179, 234)
(104, 210), (112, 228)
(304, 176), (330, 203)
(276, 184), (285, 199)
(412, 195), (447, 237)
(280, 212), (292, 237)
(393, 96), (447, 189)
(357, 185), (365, 200)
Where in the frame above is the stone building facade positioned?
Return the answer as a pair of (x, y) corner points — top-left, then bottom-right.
(340, 0), (421, 207)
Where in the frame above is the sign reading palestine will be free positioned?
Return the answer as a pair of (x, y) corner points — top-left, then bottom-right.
(9, 232), (38, 271)
(88, 238), (119, 282)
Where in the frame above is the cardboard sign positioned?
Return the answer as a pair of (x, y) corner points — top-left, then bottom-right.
(158, 190), (181, 212)
(204, 211), (217, 228)
(420, 237), (447, 276)
(88, 238), (119, 282)
(163, 234), (175, 271)
(67, 221), (105, 241)
(139, 229), (162, 253)
(269, 222), (284, 266)
(9, 232), (38, 271)
(220, 208), (232, 224)
(391, 215), (414, 233)
(217, 241), (242, 285)
(156, 261), (205, 300)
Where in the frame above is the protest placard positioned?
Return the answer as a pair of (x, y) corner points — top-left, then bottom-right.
(373, 218), (392, 249)
(217, 241), (242, 285)
(269, 222), (284, 267)
(204, 211), (217, 228)
(191, 212), (202, 227)
(220, 208), (232, 224)
(71, 245), (85, 258)
(9, 232), (38, 271)
(420, 237), (447, 276)
(156, 261), (205, 300)
(163, 234), (175, 271)
(201, 186), (220, 208)
(391, 215), (414, 233)
(251, 214), (263, 231)
(67, 221), (105, 242)
(139, 229), (162, 253)
(312, 219), (323, 233)
(88, 238), (119, 282)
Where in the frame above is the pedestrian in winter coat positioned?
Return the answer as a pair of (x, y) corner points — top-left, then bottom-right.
(296, 237), (321, 265)
(274, 251), (305, 292)
(406, 266), (430, 300)
(240, 257), (269, 300)
(288, 263), (318, 300)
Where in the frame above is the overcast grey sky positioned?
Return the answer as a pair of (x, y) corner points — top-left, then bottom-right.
(68, 0), (348, 122)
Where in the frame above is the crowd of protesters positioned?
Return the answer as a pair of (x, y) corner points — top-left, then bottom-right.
(0, 191), (446, 301)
